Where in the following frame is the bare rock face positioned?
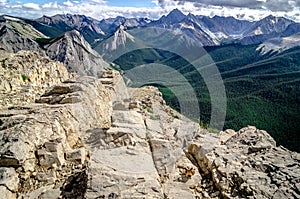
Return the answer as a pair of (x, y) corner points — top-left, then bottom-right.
(187, 126), (300, 198)
(45, 30), (108, 76)
(0, 74), (112, 198)
(0, 49), (71, 109)
(0, 19), (45, 55)
(84, 83), (207, 199)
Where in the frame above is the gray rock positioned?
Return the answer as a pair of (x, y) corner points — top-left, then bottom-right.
(38, 189), (61, 199)
(45, 30), (108, 76)
(0, 186), (16, 199)
(65, 148), (86, 164)
(0, 168), (19, 192)
(0, 73), (113, 197)
(85, 147), (162, 198)
(187, 126), (300, 198)
(0, 49), (71, 109)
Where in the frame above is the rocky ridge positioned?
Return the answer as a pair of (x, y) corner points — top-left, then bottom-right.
(46, 30), (108, 76)
(0, 49), (299, 199)
(0, 21), (45, 55)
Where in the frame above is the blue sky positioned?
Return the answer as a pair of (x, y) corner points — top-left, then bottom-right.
(0, 0), (299, 22)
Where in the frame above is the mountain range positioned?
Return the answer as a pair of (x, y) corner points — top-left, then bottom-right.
(1, 9), (300, 64)
(1, 9), (300, 52)
(0, 9), (300, 152)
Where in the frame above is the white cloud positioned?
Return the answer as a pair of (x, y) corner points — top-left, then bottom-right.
(42, 2), (59, 9)
(158, 0), (300, 12)
(63, 0), (74, 7)
(11, 5), (22, 8)
(23, 3), (40, 10)
(89, 0), (106, 2)
(156, 1), (300, 22)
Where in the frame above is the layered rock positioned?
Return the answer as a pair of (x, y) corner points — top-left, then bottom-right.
(0, 49), (71, 109)
(84, 82), (207, 198)
(187, 127), (300, 198)
(0, 75), (112, 198)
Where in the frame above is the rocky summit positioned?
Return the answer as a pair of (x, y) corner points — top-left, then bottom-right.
(0, 48), (299, 199)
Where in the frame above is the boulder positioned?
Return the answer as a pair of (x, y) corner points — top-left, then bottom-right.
(187, 126), (300, 198)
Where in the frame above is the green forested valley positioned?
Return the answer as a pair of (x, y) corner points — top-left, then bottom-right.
(114, 45), (300, 152)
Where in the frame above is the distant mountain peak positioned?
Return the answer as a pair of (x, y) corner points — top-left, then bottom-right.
(186, 13), (197, 20)
(259, 14), (294, 23)
(46, 29), (107, 75)
(263, 15), (279, 20)
(0, 15), (6, 22)
(169, 8), (184, 15)
(165, 8), (186, 24)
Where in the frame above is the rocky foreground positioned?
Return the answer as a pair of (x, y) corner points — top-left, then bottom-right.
(0, 50), (300, 199)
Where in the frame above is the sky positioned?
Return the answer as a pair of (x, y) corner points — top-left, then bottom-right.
(0, 0), (299, 22)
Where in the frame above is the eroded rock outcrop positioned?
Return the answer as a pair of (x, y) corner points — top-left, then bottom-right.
(0, 50), (299, 199)
(187, 127), (300, 198)
(0, 49), (71, 109)
(84, 82), (208, 199)
(0, 75), (112, 198)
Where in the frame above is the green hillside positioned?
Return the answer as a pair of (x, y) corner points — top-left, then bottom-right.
(24, 19), (71, 38)
(114, 45), (300, 152)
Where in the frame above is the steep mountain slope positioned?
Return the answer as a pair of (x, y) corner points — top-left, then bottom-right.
(245, 15), (294, 36)
(0, 16), (46, 54)
(99, 16), (151, 33)
(93, 20), (214, 63)
(0, 15), (108, 76)
(149, 8), (186, 27)
(32, 14), (151, 45)
(239, 15), (295, 44)
(35, 14), (105, 44)
(200, 15), (254, 36)
(147, 9), (218, 45)
(281, 22), (300, 37)
(197, 14), (298, 45)
(144, 10), (300, 46)
(11, 10), (299, 50)
(95, 25), (136, 52)
(45, 30), (108, 76)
